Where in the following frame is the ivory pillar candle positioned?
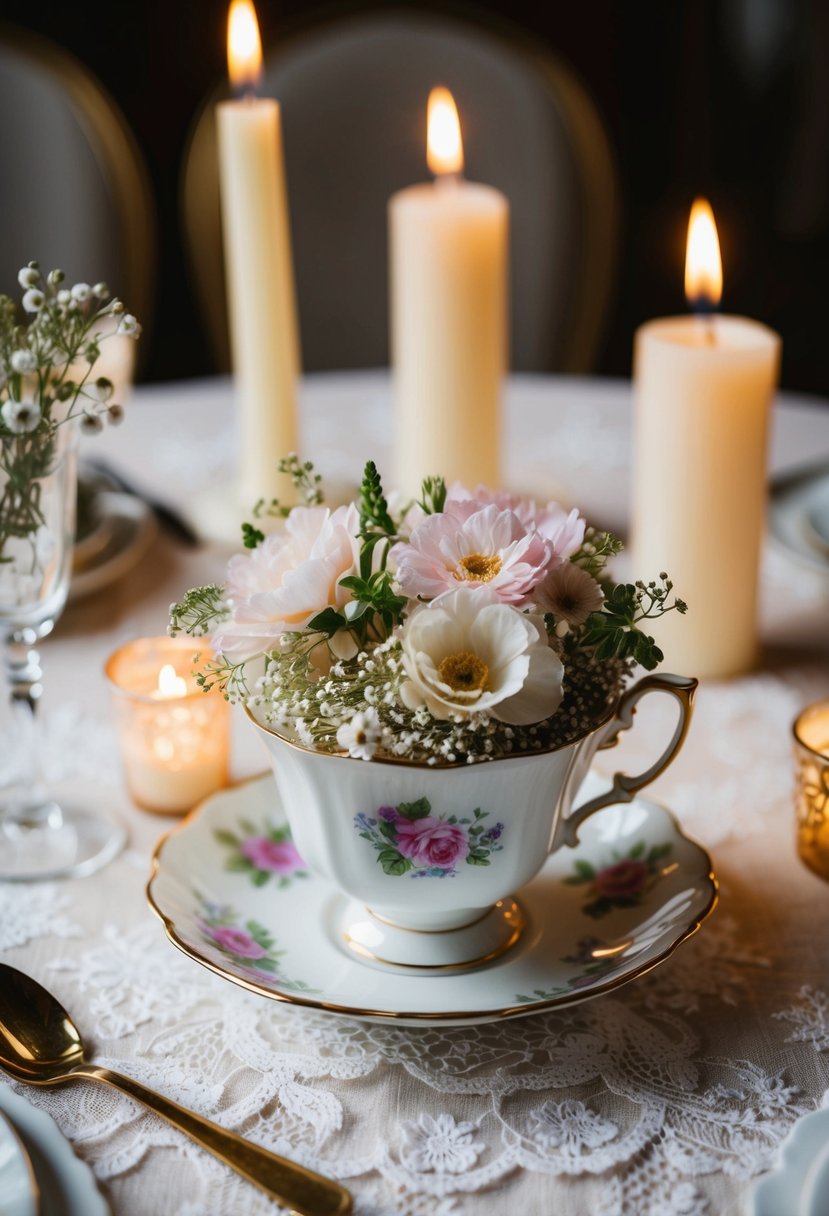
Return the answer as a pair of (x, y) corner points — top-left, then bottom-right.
(390, 87), (508, 496)
(631, 200), (781, 679)
(217, 0), (299, 506)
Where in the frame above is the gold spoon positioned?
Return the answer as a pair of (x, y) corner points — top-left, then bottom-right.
(0, 965), (352, 1216)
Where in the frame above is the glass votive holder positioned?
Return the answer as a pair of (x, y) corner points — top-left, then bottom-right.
(106, 636), (230, 815)
(793, 699), (829, 882)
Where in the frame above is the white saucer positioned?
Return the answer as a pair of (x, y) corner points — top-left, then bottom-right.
(769, 463), (829, 576)
(147, 773), (717, 1027)
(0, 1085), (108, 1216)
(751, 1105), (829, 1216)
(69, 490), (157, 602)
(0, 1109), (38, 1216)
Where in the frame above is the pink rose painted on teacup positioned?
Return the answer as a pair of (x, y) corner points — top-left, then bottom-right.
(241, 836), (304, 875)
(208, 925), (266, 959)
(563, 841), (672, 917)
(354, 798), (504, 877)
(395, 818), (469, 870)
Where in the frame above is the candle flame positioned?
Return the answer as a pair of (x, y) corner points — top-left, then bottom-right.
(685, 197), (723, 309)
(427, 87), (464, 177)
(227, 0), (263, 92)
(157, 663), (188, 699)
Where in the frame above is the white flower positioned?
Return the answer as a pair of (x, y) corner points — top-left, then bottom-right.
(212, 504), (361, 662)
(93, 282), (109, 299)
(10, 349), (36, 374)
(117, 313), (141, 337)
(534, 561), (604, 625)
(336, 709), (381, 760)
(22, 288), (45, 313)
(1, 399), (41, 434)
(17, 266), (39, 289)
(399, 1113), (483, 1175)
(399, 586), (564, 725)
(56, 289), (72, 306)
(71, 282), (91, 302)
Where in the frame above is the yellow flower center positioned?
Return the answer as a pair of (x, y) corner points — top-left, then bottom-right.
(437, 651), (489, 693)
(456, 552), (503, 582)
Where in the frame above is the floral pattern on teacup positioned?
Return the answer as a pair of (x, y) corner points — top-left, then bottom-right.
(564, 841), (673, 918)
(354, 798), (504, 878)
(214, 819), (308, 889)
(197, 897), (318, 993)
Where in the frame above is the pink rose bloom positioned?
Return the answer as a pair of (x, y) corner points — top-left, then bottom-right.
(393, 504), (552, 604)
(241, 836), (303, 873)
(447, 484), (586, 562)
(209, 926), (266, 959)
(213, 504), (360, 661)
(593, 859), (649, 900)
(395, 818), (469, 870)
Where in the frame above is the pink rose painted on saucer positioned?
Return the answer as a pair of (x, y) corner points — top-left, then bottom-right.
(355, 797), (504, 877)
(209, 925), (266, 959)
(215, 821), (308, 889)
(196, 897), (320, 994)
(563, 841), (673, 917)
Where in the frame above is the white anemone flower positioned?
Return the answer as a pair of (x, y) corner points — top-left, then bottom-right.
(399, 586), (564, 725)
(10, 349), (36, 374)
(336, 708), (381, 760)
(534, 562), (604, 626)
(17, 266), (39, 289)
(1, 398), (41, 434)
(71, 282), (91, 302)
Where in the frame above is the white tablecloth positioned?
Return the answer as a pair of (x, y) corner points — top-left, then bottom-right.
(4, 373), (829, 1216)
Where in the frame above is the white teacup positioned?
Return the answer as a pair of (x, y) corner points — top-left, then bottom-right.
(249, 673), (697, 973)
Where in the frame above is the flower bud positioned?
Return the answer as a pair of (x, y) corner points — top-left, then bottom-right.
(10, 349), (36, 373)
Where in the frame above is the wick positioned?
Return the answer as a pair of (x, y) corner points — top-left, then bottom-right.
(435, 171), (463, 190)
(690, 299), (718, 347)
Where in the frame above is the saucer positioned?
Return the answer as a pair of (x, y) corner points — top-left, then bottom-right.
(69, 490), (157, 602)
(147, 773), (717, 1026)
(751, 1105), (829, 1216)
(769, 463), (829, 575)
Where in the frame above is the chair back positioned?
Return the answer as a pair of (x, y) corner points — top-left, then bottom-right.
(0, 25), (156, 353)
(183, 8), (618, 373)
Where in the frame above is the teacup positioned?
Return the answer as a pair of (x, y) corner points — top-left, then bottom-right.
(248, 673), (697, 973)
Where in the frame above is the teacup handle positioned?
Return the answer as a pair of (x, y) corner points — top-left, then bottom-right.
(556, 673), (698, 848)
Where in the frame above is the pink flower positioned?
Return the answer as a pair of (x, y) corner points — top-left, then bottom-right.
(395, 818), (469, 869)
(209, 926), (267, 959)
(446, 485), (586, 562)
(394, 504), (552, 604)
(593, 859), (649, 900)
(241, 836), (303, 874)
(213, 504), (360, 661)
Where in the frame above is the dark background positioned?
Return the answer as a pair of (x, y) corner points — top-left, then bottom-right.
(3, 0), (827, 394)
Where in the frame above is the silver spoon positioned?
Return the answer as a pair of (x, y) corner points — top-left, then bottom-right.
(0, 965), (351, 1216)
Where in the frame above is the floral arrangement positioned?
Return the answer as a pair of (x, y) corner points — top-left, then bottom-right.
(171, 458), (686, 765)
(0, 262), (140, 565)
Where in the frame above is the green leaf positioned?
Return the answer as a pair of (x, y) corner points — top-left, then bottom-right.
(225, 856), (253, 873)
(378, 850), (411, 876)
(241, 521), (265, 549)
(251, 870), (270, 887)
(379, 820), (397, 841)
(574, 859), (596, 879)
(466, 854), (490, 866)
(307, 607), (346, 634)
(396, 797), (431, 820)
(629, 842), (646, 859)
(214, 829), (239, 847)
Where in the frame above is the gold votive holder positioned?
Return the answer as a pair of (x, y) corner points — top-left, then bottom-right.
(106, 636), (230, 816)
(793, 698), (829, 882)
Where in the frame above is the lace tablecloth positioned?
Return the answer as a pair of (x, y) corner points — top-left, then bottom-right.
(4, 373), (829, 1216)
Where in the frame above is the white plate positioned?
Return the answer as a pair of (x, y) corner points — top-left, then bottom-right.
(69, 491), (157, 602)
(0, 1109), (38, 1216)
(751, 1105), (829, 1216)
(148, 772), (718, 1026)
(0, 1084), (108, 1216)
(769, 464), (829, 576)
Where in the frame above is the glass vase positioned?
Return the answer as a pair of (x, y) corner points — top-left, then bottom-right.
(0, 421), (125, 880)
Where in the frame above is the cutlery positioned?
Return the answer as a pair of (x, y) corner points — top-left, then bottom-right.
(0, 965), (351, 1216)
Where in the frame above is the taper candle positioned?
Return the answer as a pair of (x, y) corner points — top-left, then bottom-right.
(390, 87), (508, 496)
(631, 199), (781, 679)
(217, 0), (300, 506)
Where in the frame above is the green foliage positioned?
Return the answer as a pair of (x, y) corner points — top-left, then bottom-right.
(169, 584), (228, 638)
(571, 528), (625, 579)
(579, 575), (687, 672)
(419, 475), (447, 515)
(358, 460), (396, 537)
(241, 521), (265, 549)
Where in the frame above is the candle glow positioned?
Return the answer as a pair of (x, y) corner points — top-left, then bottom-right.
(156, 663), (188, 699)
(427, 87), (464, 177)
(685, 197), (723, 309)
(227, 0), (263, 91)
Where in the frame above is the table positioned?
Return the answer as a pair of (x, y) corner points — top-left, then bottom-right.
(4, 373), (829, 1216)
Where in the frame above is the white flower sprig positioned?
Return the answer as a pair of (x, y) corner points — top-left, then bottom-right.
(0, 261), (140, 562)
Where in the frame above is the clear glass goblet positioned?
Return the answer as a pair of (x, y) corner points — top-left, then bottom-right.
(0, 422), (125, 880)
